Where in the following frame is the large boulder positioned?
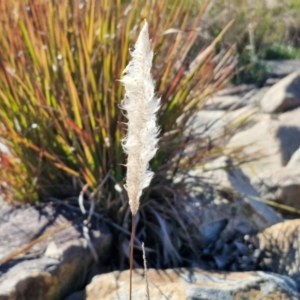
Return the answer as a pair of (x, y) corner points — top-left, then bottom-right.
(226, 108), (300, 180)
(261, 71), (300, 113)
(78, 268), (299, 300)
(252, 145), (300, 208)
(252, 167), (300, 208)
(0, 199), (112, 300)
(258, 219), (300, 289)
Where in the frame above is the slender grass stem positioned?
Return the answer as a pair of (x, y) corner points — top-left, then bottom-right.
(129, 213), (136, 300)
(121, 22), (159, 299)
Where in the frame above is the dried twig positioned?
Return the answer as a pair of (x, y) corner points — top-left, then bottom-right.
(142, 242), (150, 300)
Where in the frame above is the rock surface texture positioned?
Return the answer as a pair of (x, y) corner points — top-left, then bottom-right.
(226, 108), (300, 180)
(258, 219), (300, 289)
(251, 135), (300, 208)
(261, 71), (300, 113)
(263, 59), (300, 78)
(77, 268), (299, 300)
(252, 167), (300, 208)
(0, 199), (111, 300)
(192, 156), (282, 231)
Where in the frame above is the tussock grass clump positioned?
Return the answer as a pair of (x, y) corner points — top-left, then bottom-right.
(0, 0), (235, 268)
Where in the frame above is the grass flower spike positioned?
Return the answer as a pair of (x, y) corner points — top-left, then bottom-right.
(121, 21), (160, 216)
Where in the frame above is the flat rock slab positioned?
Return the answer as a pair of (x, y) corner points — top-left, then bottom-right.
(204, 95), (245, 110)
(204, 86), (270, 111)
(226, 108), (300, 180)
(0, 199), (111, 300)
(81, 268), (299, 300)
(191, 105), (258, 139)
(252, 167), (300, 208)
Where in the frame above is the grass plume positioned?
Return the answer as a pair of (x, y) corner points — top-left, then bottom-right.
(121, 21), (160, 216)
(120, 21), (159, 299)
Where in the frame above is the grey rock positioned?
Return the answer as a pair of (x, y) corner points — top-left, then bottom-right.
(261, 71), (300, 113)
(263, 60), (300, 78)
(245, 86), (270, 105)
(199, 197), (281, 238)
(264, 78), (280, 86)
(200, 156), (260, 197)
(200, 218), (228, 247)
(204, 95), (245, 110)
(44, 241), (62, 259)
(191, 105), (258, 139)
(252, 167), (300, 208)
(83, 268), (299, 300)
(226, 108), (300, 180)
(234, 241), (249, 256)
(204, 86), (270, 111)
(216, 84), (257, 96)
(0, 200), (112, 300)
(249, 111), (300, 208)
(287, 147), (300, 168)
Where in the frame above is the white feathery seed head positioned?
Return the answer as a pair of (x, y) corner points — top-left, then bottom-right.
(120, 21), (160, 215)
